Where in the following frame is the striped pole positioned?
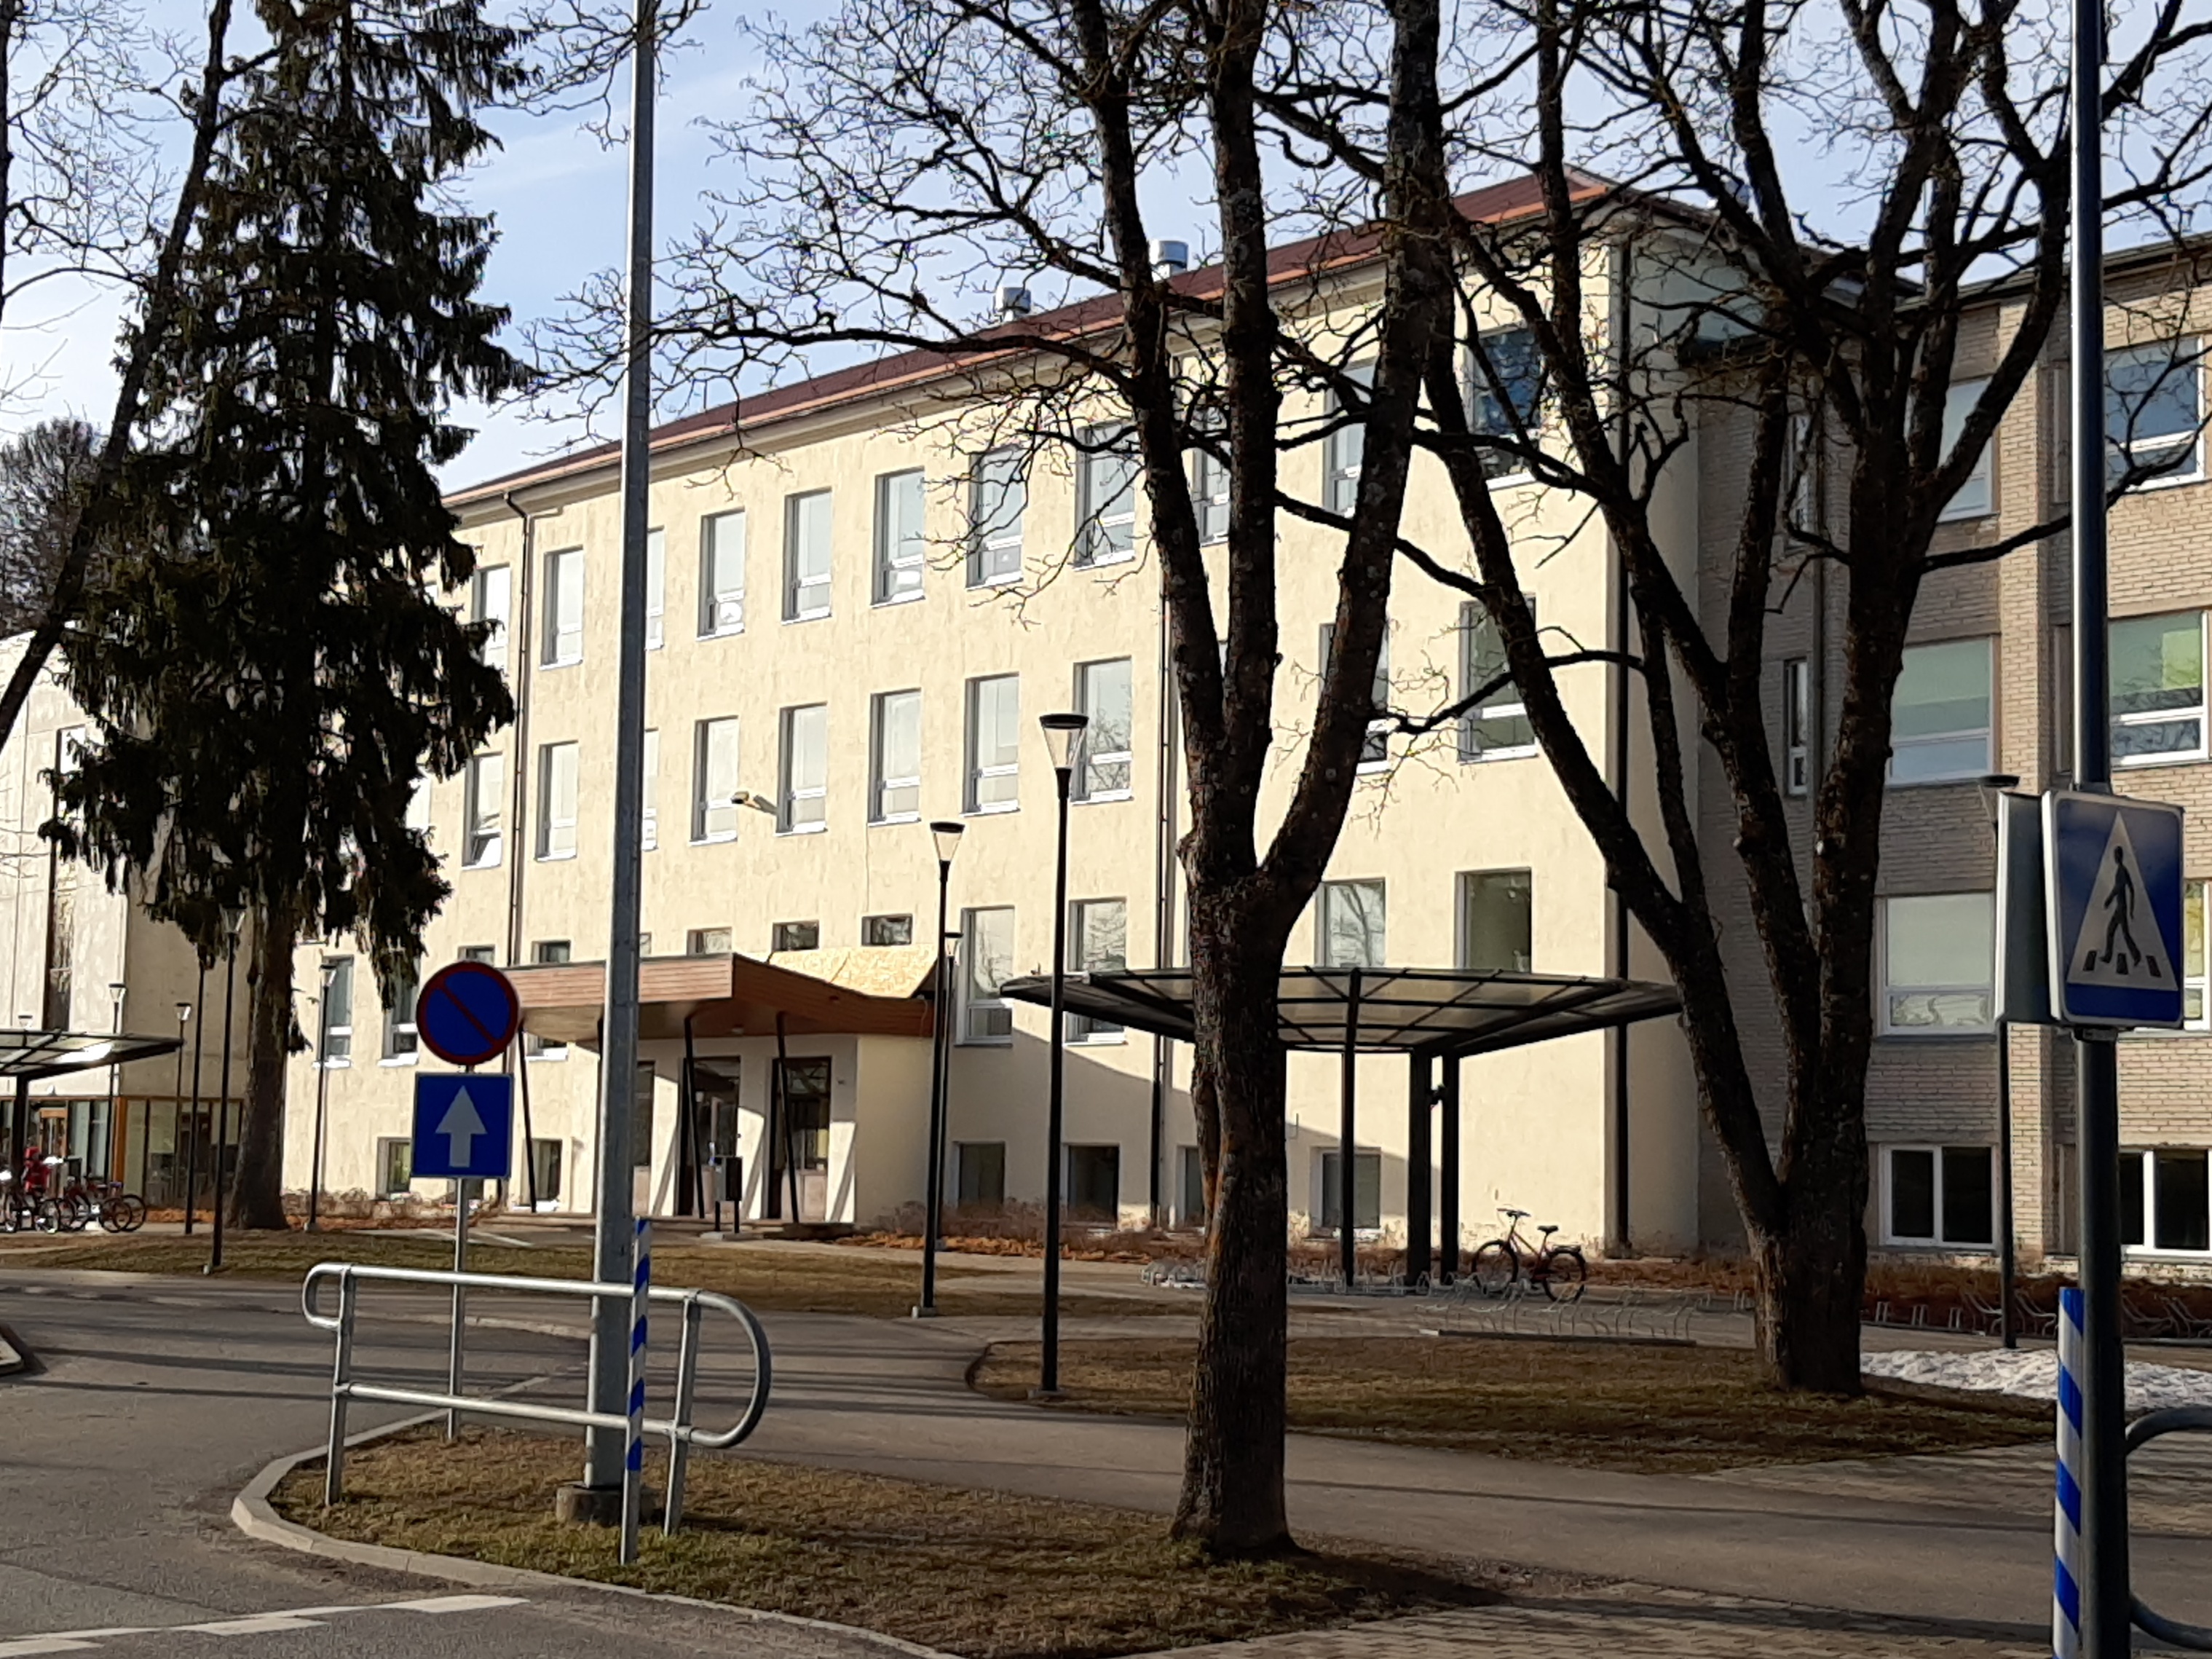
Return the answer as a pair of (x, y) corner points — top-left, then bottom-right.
(2053, 1285), (2085, 1659)
(620, 1216), (649, 1565)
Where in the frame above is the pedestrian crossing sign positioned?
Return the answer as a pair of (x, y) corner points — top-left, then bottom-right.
(2044, 789), (2187, 1028)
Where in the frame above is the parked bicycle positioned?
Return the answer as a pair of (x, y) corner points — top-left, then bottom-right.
(1470, 1207), (1587, 1302)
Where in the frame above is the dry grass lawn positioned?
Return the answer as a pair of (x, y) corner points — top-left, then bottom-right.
(0, 1232), (1153, 1318)
(274, 1425), (1518, 1658)
(971, 1336), (2051, 1474)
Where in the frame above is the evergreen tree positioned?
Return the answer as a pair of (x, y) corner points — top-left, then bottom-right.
(46, 0), (526, 1229)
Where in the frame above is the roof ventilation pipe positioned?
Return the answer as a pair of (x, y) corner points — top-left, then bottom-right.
(995, 285), (1032, 321)
(1150, 239), (1189, 277)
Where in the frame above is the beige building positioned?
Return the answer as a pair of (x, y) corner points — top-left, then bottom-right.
(9, 210), (2212, 1277)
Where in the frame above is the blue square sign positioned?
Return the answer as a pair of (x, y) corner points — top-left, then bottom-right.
(2045, 789), (2187, 1029)
(411, 1073), (515, 1181)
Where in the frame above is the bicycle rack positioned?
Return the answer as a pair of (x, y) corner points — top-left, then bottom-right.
(301, 1261), (771, 1539)
(2127, 1405), (2212, 1650)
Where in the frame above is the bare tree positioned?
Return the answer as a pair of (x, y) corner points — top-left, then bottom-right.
(1323, 0), (2212, 1389)
(529, 0), (1467, 1552)
(0, 414), (94, 634)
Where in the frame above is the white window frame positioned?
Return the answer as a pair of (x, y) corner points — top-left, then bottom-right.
(541, 546), (583, 667)
(687, 926), (735, 955)
(317, 956), (354, 1067)
(462, 752), (503, 870)
(1324, 364), (1373, 518)
(644, 527), (665, 649)
(1881, 1144), (1996, 1248)
(778, 703), (829, 835)
(1319, 622), (1390, 771)
(2121, 1146), (2212, 1256)
(1457, 868), (1533, 973)
(2106, 340), (2205, 489)
(1192, 447), (1230, 544)
(641, 728), (660, 853)
(970, 448), (1026, 586)
(874, 470), (927, 604)
(863, 913), (914, 946)
(1077, 428), (1139, 568)
(536, 741), (580, 861)
(2112, 610), (2208, 768)
(1073, 658), (1134, 803)
(376, 1137), (413, 1199)
(784, 489), (834, 621)
(959, 906), (1016, 1044)
(1458, 599), (1538, 762)
(692, 717), (741, 843)
(1068, 897), (1128, 1043)
(965, 674), (1020, 814)
(700, 511), (746, 637)
(1876, 892), (1995, 1036)
(869, 689), (922, 824)
(1887, 637), (1994, 787)
(470, 564), (510, 674)
(525, 942), (572, 1060)
(1938, 379), (1995, 521)
(382, 961), (419, 1064)
(1466, 326), (1543, 482)
(2187, 880), (2209, 1031)
(772, 920), (821, 952)
(1316, 878), (1387, 969)
(1782, 657), (1812, 796)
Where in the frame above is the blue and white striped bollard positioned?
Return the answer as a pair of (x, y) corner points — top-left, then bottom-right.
(620, 1216), (650, 1565)
(2053, 1285), (2085, 1659)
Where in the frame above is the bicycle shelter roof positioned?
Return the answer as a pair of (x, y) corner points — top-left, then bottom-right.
(0, 1030), (183, 1084)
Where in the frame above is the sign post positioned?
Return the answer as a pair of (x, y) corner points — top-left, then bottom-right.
(411, 1071), (515, 1438)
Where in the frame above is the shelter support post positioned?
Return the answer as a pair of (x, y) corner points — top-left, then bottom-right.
(1406, 1051), (1433, 1287)
(1438, 1054), (1460, 1283)
(1339, 969), (1361, 1286)
(9, 1076), (24, 1170)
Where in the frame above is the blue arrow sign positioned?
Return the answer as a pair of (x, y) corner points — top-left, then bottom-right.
(2044, 789), (2187, 1029)
(411, 1073), (514, 1181)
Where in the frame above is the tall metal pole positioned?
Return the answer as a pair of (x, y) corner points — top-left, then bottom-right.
(1996, 1022), (2016, 1349)
(309, 964), (335, 1234)
(208, 921), (240, 1273)
(2069, 4), (2129, 1647)
(583, 0), (659, 1500)
(1340, 966), (1362, 1288)
(917, 846), (955, 1317)
(160, 1005), (186, 1199)
(1038, 762), (1074, 1396)
(183, 961), (207, 1234)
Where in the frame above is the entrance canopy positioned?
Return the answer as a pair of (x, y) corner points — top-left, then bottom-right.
(508, 948), (939, 1048)
(0, 1028), (183, 1084)
(1000, 966), (1681, 1058)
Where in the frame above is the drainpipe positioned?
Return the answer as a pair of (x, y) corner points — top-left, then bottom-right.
(500, 492), (537, 976)
(1606, 233), (1635, 1258)
(1149, 588), (1179, 1225)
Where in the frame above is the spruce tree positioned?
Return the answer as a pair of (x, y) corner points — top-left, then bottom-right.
(47, 0), (526, 1229)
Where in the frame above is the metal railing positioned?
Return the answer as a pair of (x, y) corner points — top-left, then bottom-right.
(301, 1261), (771, 1540)
(2128, 1405), (2212, 1650)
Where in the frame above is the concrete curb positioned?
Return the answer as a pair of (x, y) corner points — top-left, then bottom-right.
(231, 1418), (955, 1659)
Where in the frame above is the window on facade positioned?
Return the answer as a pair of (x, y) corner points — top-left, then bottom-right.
(869, 690), (921, 823)
(525, 941), (571, 1059)
(2111, 610), (2206, 765)
(318, 957), (354, 1064)
(769, 921), (818, 953)
(1319, 622), (1390, 769)
(1469, 328), (1544, 478)
(965, 674), (1020, 812)
(1938, 379), (1994, 520)
(957, 1141), (1006, 1205)
(529, 1139), (563, 1205)
(2122, 1148), (2212, 1253)
(778, 704), (829, 832)
(960, 905), (1015, 1041)
(1193, 447), (1230, 543)
(1458, 870), (1533, 972)
(1325, 363), (1374, 517)
(405, 776), (432, 836)
(784, 489), (833, 620)
(700, 510), (746, 637)
(643, 527), (665, 649)
(1069, 898), (1128, 1041)
(692, 717), (740, 842)
(463, 752), (503, 868)
(1884, 1146), (1994, 1246)
(641, 728), (659, 852)
(863, 913), (914, 946)
(458, 945), (497, 964)
(1889, 638), (1993, 784)
(537, 741), (580, 859)
(687, 927), (733, 955)
(2106, 341), (2204, 485)
(1880, 892), (1994, 1033)
(1783, 657), (1812, 795)
(1073, 658), (1134, 800)
(470, 564), (510, 673)
(1177, 1146), (1208, 1229)
(382, 961), (419, 1060)
(1459, 601), (1536, 759)
(1078, 427), (1139, 567)
(541, 547), (583, 666)
(874, 470), (926, 603)
(1319, 1149), (1382, 1232)
(1067, 1144), (1121, 1219)
(969, 448), (1026, 585)
(1317, 879), (1386, 969)
(378, 1138), (413, 1199)
(2186, 881), (2208, 1028)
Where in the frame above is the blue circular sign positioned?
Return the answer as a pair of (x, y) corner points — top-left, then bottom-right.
(414, 960), (521, 1067)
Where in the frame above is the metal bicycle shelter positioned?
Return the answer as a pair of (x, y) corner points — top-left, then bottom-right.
(1, 1028), (185, 1172)
(1003, 965), (1682, 1286)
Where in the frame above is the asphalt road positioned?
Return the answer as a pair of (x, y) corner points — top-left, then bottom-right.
(0, 1269), (902, 1658)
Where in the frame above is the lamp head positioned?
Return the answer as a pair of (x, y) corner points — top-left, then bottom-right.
(1975, 772), (2022, 825)
(175, 1002), (192, 1022)
(320, 960), (339, 988)
(1039, 711), (1089, 773)
(221, 905), (245, 939)
(930, 819), (965, 864)
(729, 789), (778, 816)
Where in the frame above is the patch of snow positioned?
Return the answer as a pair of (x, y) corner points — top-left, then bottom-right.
(1864, 1347), (2212, 1413)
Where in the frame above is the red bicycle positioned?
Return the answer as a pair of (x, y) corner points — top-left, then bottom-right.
(1471, 1207), (1587, 1301)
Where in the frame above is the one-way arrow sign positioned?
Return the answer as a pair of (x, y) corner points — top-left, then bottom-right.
(411, 1073), (514, 1181)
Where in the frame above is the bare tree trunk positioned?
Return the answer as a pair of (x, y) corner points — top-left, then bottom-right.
(229, 899), (295, 1230)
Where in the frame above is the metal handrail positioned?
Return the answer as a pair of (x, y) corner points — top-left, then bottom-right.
(300, 1259), (771, 1538)
(2128, 1405), (2212, 1650)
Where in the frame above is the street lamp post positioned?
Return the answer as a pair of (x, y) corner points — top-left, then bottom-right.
(106, 983), (124, 1183)
(208, 907), (244, 1274)
(162, 1001), (190, 1199)
(1035, 711), (1087, 1398)
(308, 959), (338, 1233)
(183, 961), (208, 1234)
(1978, 773), (2021, 1349)
(915, 819), (965, 1319)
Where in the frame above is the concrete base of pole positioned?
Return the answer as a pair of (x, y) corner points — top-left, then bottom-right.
(910, 1305), (939, 1319)
(1027, 1387), (1064, 1402)
(556, 1482), (654, 1526)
